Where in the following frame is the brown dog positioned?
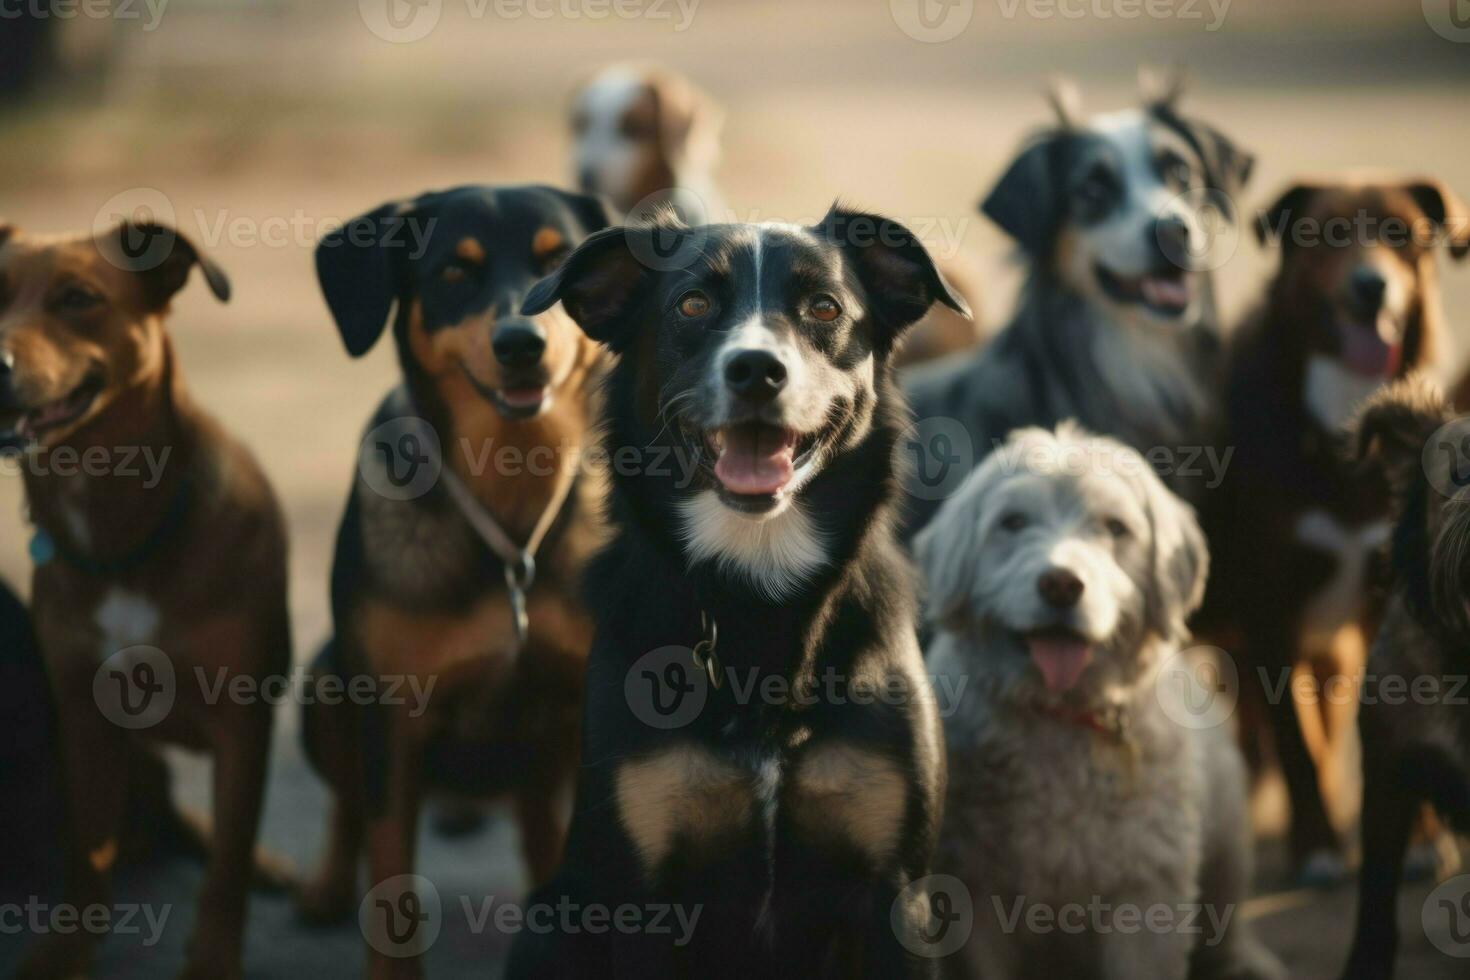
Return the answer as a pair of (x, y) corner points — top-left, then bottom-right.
(1202, 176), (1469, 880)
(296, 186), (609, 978)
(0, 220), (290, 978)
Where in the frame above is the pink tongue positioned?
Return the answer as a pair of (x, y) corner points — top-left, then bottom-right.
(1027, 634), (1094, 693)
(714, 427), (795, 496)
(1340, 326), (1397, 378)
(1140, 276), (1189, 309)
(500, 387), (546, 407)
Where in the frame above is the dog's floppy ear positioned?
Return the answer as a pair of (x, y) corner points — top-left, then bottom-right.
(316, 200), (422, 358)
(1354, 374), (1452, 502)
(1406, 179), (1470, 261)
(649, 69), (724, 174)
(1430, 497), (1470, 637)
(817, 205), (970, 350)
(522, 224), (657, 352)
(981, 135), (1062, 257)
(1137, 465), (1209, 644)
(914, 454), (1004, 631)
(1255, 183), (1319, 249)
(1145, 71), (1253, 201)
(100, 221), (231, 309)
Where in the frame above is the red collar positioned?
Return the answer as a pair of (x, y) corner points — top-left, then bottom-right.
(1036, 701), (1129, 743)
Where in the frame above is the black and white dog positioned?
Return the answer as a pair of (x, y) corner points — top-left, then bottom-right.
(506, 207), (967, 978)
(904, 77), (1253, 530)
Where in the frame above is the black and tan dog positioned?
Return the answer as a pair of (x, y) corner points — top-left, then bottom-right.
(0, 220), (290, 979)
(506, 207), (962, 978)
(1201, 176), (1469, 880)
(297, 185), (611, 975)
(1341, 378), (1470, 978)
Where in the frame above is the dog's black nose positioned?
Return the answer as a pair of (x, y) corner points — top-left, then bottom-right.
(1350, 266), (1387, 311)
(1153, 215), (1192, 263)
(725, 350), (787, 403)
(1037, 569), (1084, 609)
(493, 323), (547, 369)
(577, 167), (598, 193)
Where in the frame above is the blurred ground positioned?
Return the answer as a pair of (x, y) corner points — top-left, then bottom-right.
(1, 0), (1468, 976)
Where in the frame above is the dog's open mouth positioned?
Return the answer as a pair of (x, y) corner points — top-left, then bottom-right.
(1022, 627), (1095, 694)
(705, 422), (816, 500)
(1335, 316), (1402, 379)
(1, 373), (104, 443)
(459, 364), (550, 421)
(1094, 263), (1192, 318)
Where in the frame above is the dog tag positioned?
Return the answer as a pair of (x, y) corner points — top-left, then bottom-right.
(503, 554), (534, 647)
(28, 529), (55, 567)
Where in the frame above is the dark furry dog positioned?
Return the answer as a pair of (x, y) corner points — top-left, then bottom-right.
(1199, 176), (1468, 880)
(903, 76), (1252, 530)
(506, 207), (965, 978)
(1341, 377), (1470, 978)
(298, 185), (612, 977)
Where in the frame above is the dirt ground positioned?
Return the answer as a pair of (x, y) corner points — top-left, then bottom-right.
(1, 1), (1469, 976)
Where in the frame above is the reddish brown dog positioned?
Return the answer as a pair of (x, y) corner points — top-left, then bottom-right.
(0, 220), (290, 979)
(1202, 176), (1469, 880)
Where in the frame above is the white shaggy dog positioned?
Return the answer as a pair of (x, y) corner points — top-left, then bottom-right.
(917, 425), (1282, 980)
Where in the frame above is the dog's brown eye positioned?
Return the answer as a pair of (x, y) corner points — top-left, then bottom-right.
(1106, 518), (1130, 539)
(810, 296), (841, 322)
(441, 263), (467, 284)
(678, 291), (711, 318)
(999, 513), (1028, 532)
(55, 284), (102, 312)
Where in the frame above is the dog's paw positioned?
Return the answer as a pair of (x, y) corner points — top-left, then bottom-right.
(1297, 849), (1352, 889)
(14, 933), (95, 979)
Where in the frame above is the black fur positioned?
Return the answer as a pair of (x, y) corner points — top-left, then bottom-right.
(1343, 382), (1470, 979)
(508, 208), (950, 978)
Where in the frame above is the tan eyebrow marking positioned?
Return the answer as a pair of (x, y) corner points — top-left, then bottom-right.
(456, 237), (486, 263)
(532, 227), (565, 258)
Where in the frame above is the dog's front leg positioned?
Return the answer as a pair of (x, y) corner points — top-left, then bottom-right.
(183, 699), (275, 980)
(364, 701), (430, 980)
(16, 638), (131, 980)
(1340, 755), (1419, 980)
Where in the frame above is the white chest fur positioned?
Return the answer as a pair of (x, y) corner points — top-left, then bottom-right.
(1303, 356), (1384, 433)
(1295, 510), (1391, 646)
(95, 589), (161, 660)
(676, 490), (829, 601)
